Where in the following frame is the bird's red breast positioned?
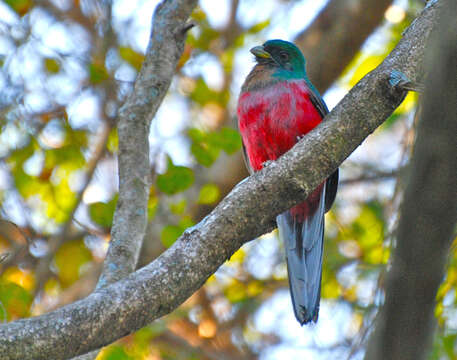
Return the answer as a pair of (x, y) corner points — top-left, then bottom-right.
(237, 79), (324, 221)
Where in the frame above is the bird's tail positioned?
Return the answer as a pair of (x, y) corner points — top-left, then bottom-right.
(276, 186), (326, 325)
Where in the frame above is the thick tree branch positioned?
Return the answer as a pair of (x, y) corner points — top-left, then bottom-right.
(97, 0), (197, 288)
(365, 1), (457, 359)
(0, 3), (439, 359)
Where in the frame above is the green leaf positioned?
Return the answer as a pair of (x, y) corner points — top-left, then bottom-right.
(119, 47), (144, 71)
(0, 281), (33, 320)
(179, 216), (194, 230)
(89, 196), (117, 228)
(189, 78), (229, 106)
(156, 163), (194, 195)
(107, 128), (118, 153)
(170, 200), (187, 215)
(4, 0), (33, 16)
(198, 184), (220, 204)
(101, 345), (132, 360)
(44, 58), (60, 73)
(161, 225), (182, 248)
(247, 19), (270, 34)
(89, 63), (109, 84)
(191, 142), (220, 167)
(208, 127), (242, 154)
(54, 239), (92, 287)
(148, 195), (158, 219)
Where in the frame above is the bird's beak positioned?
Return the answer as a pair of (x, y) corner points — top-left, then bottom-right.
(250, 45), (271, 59)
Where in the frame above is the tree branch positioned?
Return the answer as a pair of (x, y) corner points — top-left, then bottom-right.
(364, 1), (457, 359)
(96, 0), (198, 288)
(0, 3), (439, 359)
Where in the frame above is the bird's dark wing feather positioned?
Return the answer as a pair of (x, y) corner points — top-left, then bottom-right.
(307, 85), (338, 213)
(325, 169), (338, 212)
(241, 138), (254, 175)
(307, 86), (329, 118)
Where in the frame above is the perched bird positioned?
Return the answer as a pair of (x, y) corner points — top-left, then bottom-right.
(237, 40), (338, 325)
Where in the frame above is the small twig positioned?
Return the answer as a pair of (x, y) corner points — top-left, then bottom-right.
(340, 170), (399, 186)
(0, 253), (9, 264)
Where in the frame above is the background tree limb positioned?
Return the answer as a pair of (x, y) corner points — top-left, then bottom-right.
(365, 1), (457, 359)
(295, 0), (394, 92)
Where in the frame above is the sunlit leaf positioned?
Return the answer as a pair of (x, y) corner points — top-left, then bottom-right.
(0, 280), (32, 320)
(89, 63), (109, 84)
(44, 58), (60, 73)
(2, 267), (35, 292)
(247, 19), (270, 34)
(198, 183), (220, 204)
(191, 142), (220, 167)
(99, 345), (133, 360)
(170, 200), (187, 215)
(4, 0), (33, 16)
(208, 127), (242, 154)
(89, 196), (117, 229)
(107, 128), (118, 153)
(225, 279), (246, 303)
(148, 194), (158, 220)
(119, 47), (144, 71)
(189, 78), (229, 106)
(348, 55), (384, 87)
(157, 162), (194, 194)
(161, 225), (182, 248)
(54, 239), (92, 287)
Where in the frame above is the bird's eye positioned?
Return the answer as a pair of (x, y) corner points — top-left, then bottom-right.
(279, 51), (289, 61)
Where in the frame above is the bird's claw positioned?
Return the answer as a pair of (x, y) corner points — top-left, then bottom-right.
(389, 69), (425, 93)
(262, 160), (275, 168)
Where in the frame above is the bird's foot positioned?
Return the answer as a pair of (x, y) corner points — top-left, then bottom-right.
(389, 69), (425, 93)
(296, 134), (305, 141)
(262, 160), (275, 168)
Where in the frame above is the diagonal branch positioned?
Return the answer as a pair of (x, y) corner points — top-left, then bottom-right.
(0, 3), (439, 360)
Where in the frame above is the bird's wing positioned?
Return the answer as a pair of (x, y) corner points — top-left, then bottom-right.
(307, 83), (339, 213)
(241, 142), (254, 175)
(325, 169), (339, 212)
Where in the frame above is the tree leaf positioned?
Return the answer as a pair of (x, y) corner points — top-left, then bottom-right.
(89, 196), (117, 228)
(198, 184), (220, 204)
(44, 58), (60, 74)
(161, 225), (182, 248)
(157, 164), (194, 194)
(89, 63), (109, 84)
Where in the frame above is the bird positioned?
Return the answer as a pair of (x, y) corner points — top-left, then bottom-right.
(237, 39), (338, 325)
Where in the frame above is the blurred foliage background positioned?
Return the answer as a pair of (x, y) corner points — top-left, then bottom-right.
(0, 0), (455, 359)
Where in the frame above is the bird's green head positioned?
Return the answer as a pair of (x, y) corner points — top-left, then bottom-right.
(250, 39), (306, 79)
